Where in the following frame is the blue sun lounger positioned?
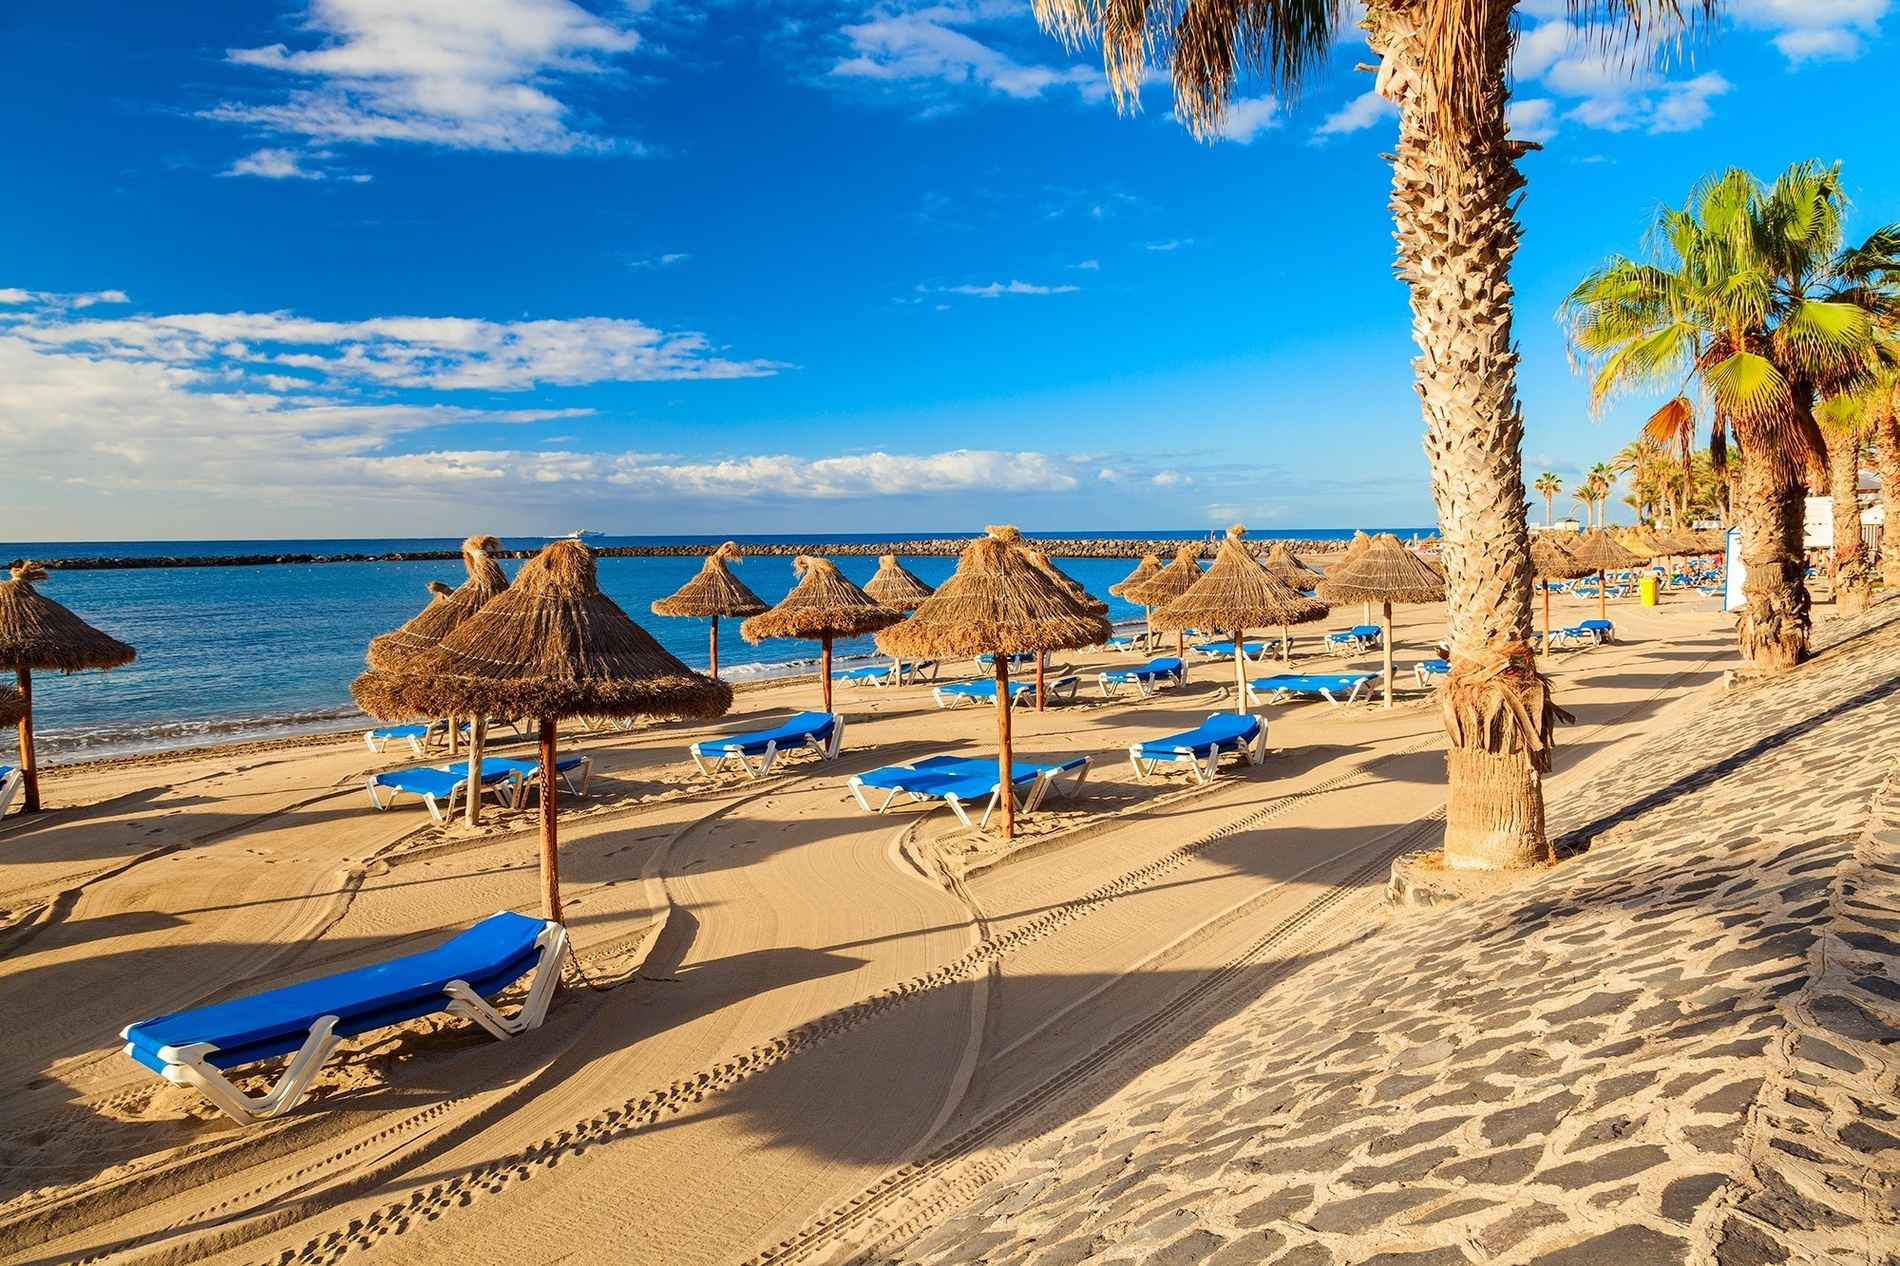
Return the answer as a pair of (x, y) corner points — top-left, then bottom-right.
(932, 676), (1081, 708)
(689, 711), (844, 779)
(1579, 618), (1615, 643)
(1414, 659), (1451, 686)
(444, 755), (593, 803)
(364, 722), (444, 755)
(1324, 625), (1384, 655)
(0, 765), (20, 819)
(1098, 656), (1186, 699)
(121, 911), (566, 1125)
(365, 764), (520, 823)
(1246, 673), (1376, 707)
(848, 755), (1089, 827)
(1190, 640), (1277, 662)
(1129, 713), (1266, 783)
(974, 652), (1039, 670)
(834, 664), (900, 688)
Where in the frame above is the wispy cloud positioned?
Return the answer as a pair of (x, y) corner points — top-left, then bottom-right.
(1314, 88), (1394, 137)
(831, 1), (1101, 104)
(1736, 0), (1888, 61)
(224, 147), (332, 179)
(1206, 94), (1281, 143)
(207, 0), (640, 158)
(937, 279), (1080, 297)
(1511, 18), (1737, 137)
(2, 295), (778, 392)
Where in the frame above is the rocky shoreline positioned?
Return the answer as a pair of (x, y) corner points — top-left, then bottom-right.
(11, 537), (1370, 572)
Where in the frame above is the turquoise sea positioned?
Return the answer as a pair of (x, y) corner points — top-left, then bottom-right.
(0, 532), (1421, 761)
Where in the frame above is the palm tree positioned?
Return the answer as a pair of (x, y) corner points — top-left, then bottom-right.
(1564, 163), (1892, 672)
(1029, 0), (1712, 870)
(1816, 393), (1873, 614)
(1866, 369), (1900, 585)
(1533, 472), (1563, 527)
(1588, 462), (1616, 526)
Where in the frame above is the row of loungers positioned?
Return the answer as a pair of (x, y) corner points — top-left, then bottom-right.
(133, 705), (1288, 1123)
(365, 755), (594, 823)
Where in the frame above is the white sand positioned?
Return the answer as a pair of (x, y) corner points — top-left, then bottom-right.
(0, 590), (1740, 1265)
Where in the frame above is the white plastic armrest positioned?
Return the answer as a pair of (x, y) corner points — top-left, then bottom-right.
(148, 1017), (345, 1126)
(442, 922), (569, 1039)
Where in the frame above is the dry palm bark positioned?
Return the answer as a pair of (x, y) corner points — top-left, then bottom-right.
(1877, 404), (1900, 587)
(1731, 446), (1812, 669)
(1825, 427), (1870, 616)
(1365, 2), (1560, 869)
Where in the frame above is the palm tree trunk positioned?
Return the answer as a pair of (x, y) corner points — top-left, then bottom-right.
(1826, 428), (1869, 616)
(1877, 414), (1900, 587)
(1370, 4), (1556, 870)
(1732, 432), (1811, 672)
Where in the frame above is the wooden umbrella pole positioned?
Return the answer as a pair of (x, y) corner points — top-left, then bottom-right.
(1281, 622), (1291, 665)
(1232, 632), (1246, 715)
(821, 636), (833, 713)
(463, 716), (488, 828)
(1177, 630), (1187, 682)
(539, 717), (562, 923)
(1381, 600), (1394, 710)
(17, 668), (37, 814)
(447, 713), (458, 756)
(709, 615), (720, 681)
(1598, 570), (1607, 622)
(1542, 580), (1552, 659)
(1035, 650), (1046, 713)
(995, 657), (1014, 839)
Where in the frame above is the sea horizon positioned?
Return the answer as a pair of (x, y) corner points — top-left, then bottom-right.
(0, 532), (1424, 765)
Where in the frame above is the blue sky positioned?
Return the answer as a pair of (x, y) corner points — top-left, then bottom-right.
(0, 0), (1893, 540)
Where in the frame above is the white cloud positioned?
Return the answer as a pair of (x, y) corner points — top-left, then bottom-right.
(940, 279), (1079, 297)
(224, 147), (330, 179)
(209, 0), (639, 154)
(1209, 95), (1281, 143)
(1506, 98), (1559, 143)
(833, 2), (1101, 102)
(1508, 19), (1736, 138)
(0, 288), (129, 308)
(1, 298), (777, 391)
(1736, 0), (1887, 61)
(1072, 259), (1100, 271)
(1315, 88), (1395, 136)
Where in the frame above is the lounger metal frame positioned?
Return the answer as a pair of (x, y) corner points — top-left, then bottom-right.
(1128, 722), (1264, 784)
(1245, 675), (1374, 708)
(690, 714), (845, 779)
(125, 921), (569, 1125)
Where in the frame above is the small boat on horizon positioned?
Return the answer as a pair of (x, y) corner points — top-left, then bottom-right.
(552, 530), (605, 540)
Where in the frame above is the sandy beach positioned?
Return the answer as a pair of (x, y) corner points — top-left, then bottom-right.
(0, 586), (1767, 1265)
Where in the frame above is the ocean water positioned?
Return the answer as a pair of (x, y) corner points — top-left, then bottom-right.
(0, 532), (1418, 762)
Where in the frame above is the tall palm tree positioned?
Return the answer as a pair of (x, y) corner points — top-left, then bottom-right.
(1533, 472), (1563, 526)
(1867, 369), (1900, 585)
(1030, 0), (1713, 869)
(1612, 439), (1664, 524)
(1565, 163), (1891, 672)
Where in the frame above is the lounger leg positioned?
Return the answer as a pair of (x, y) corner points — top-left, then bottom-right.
(151, 1018), (345, 1125)
(948, 794), (978, 828)
(1128, 747), (1148, 782)
(754, 740), (780, 779)
(443, 923), (571, 1039)
(826, 719), (845, 759)
(367, 780), (389, 810)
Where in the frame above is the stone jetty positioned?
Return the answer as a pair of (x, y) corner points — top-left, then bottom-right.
(852, 601), (1900, 1265)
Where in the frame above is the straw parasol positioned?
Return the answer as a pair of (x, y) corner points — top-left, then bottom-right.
(1531, 535), (1594, 657)
(1315, 534), (1446, 708)
(651, 542), (768, 682)
(1110, 553), (1163, 650)
(1569, 529), (1641, 621)
(354, 540), (729, 921)
(1331, 530), (1375, 624)
(1024, 550), (1108, 709)
(878, 527), (1111, 838)
(742, 557), (902, 714)
(1264, 542), (1323, 590)
(1125, 545), (1205, 674)
(368, 535), (508, 672)
(1153, 527), (1328, 713)
(0, 563), (136, 814)
(863, 554), (935, 612)
(0, 685), (24, 730)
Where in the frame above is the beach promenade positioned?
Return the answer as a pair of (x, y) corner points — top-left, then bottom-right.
(3, 593), (1875, 1265)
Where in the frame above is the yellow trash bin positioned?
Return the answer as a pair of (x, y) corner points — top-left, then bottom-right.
(1639, 574), (1659, 606)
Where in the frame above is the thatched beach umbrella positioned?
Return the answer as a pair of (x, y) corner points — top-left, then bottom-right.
(354, 540), (729, 921)
(363, 534), (512, 821)
(1263, 543), (1326, 663)
(1329, 531), (1376, 624)
(1110, 553), (1163, 649)
(0, 685), (25, 731)
(1531, 535), (1594, 657)
(1153, 527), (1328, 713)
(1125, 545), (1204, 675)
(652, 542), (768, 682)
(1570, 529), (1641, 622)
(878, 527), (1111, 839)
(1315, 534), (1446, 709)
(742, 557), (901, 714)
(0, 563), (136, 813)
(1025, 550), (1107, 710)
(864, 554), (935, 612)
